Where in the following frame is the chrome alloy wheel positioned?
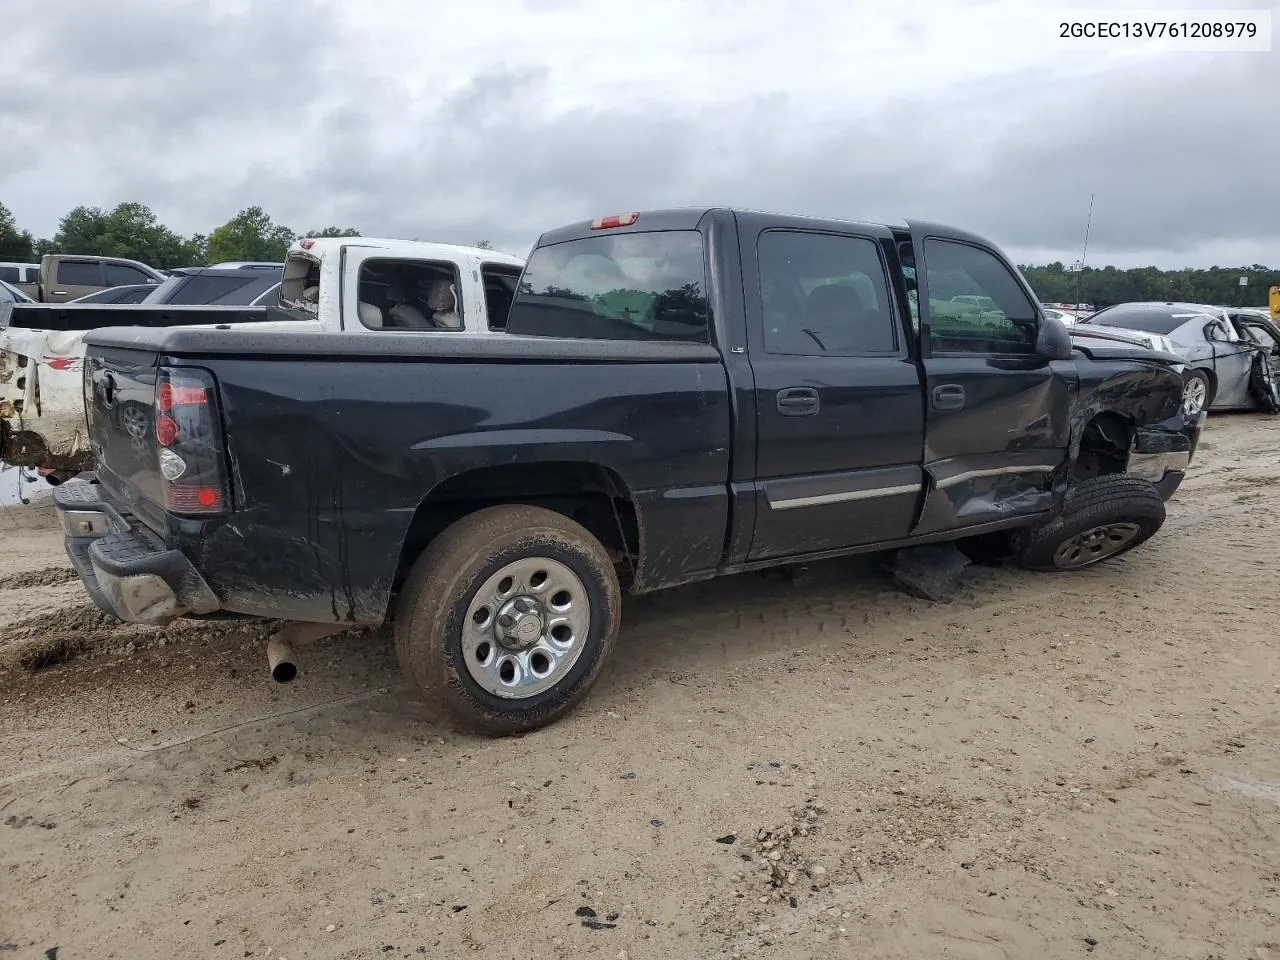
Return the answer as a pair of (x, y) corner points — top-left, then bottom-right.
(1182, 376), (1208, 417)
(463, 557), (591, 698)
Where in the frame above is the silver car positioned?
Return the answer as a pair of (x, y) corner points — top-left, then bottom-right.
(1076, 302), (1280, 416)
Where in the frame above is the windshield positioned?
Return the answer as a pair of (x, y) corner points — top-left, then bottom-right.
(506, 230), (710, 342)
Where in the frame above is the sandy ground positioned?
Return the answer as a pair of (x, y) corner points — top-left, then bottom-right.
(2, 415), (1280, 960)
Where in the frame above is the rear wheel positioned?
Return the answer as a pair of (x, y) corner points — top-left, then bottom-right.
(1015, 474), (1166, 572)
(394, 505), (621, 735)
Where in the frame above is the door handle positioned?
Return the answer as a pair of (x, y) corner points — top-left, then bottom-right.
(776, 387), (820, 416)
(52, 290), (67, 296)
(932, 383), (966, 411)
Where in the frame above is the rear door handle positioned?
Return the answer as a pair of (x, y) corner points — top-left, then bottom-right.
(776, 387), (820, 417)
(932, 384), (966, 411)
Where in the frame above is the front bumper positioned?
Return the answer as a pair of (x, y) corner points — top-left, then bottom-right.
(1126, 409), (1205, 502)
(53, 482), (219, 625)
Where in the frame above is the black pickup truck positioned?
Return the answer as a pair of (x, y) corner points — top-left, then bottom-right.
(55, 208), (1200, 734)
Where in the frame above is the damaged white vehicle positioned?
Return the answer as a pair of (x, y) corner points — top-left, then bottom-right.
(0, 238), (525, 479)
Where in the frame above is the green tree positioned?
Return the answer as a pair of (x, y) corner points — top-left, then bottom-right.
(51, 202), (200, 268)
(0, 202), (37, 261)
(206, 206), (295, 263)
(1018, 262), (1280, 308)
(189, 233), (209, 266)
(305, 226), (361, 238)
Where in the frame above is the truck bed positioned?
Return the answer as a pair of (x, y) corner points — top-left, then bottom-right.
(79, 324), (732, 623)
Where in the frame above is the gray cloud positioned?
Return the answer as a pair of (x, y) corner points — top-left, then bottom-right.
(1, 0), (1275, 267)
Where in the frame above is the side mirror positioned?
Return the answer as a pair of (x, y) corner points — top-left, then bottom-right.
(1035, 314), (1073, 361)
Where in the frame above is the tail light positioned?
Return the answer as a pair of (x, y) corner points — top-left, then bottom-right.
(153, 366), (230, 516)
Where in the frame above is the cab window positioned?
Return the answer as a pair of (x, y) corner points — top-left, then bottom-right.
(757, 231), (898, 355)
(923, 240), (1037, 355)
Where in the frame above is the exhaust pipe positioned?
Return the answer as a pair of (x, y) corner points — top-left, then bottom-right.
(266, 633), (298, 683)
(265, 622), (346, 683)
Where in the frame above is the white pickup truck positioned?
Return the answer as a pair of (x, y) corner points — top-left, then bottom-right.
(0, 238), (526, 476)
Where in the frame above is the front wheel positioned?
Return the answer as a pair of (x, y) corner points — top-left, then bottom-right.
(1015, 475), (1166, 572)
(394, 505), (621, 735)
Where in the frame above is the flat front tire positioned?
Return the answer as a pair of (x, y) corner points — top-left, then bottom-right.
(394, 505), (621, 736)
(1015, 474), (1166, 572)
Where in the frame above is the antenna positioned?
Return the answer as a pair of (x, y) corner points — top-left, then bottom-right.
(1075, 193), (1095, 306)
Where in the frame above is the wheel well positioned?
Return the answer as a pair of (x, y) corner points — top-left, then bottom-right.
(388, 462), (640, 615)
(1191, 367), (1216, 403)
(1070, 412), (1133, 483)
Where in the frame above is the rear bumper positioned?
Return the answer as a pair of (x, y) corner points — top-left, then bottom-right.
(54, 482), (219, 625)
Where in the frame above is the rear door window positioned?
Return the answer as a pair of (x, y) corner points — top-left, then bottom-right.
(757, 230), (898, 355)
(506, 231), (710, 342)
(57, 260), (105, 286)
(481, 265), (521, 330)
(355, 259), (463, 330)
(104, 263), (155, 286)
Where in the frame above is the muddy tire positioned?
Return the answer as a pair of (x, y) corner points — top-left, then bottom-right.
(393, 505), (621, 736)
(1014, 474), (1166, 572)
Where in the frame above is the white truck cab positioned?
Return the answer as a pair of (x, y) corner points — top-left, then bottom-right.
(281, 237), (525, 334)
(1, 239), (526, 475)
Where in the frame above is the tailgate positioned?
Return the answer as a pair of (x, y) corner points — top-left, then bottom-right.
(85, 345), (167, 529)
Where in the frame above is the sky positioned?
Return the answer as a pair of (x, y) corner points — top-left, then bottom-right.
(0, 0), (1276, 268)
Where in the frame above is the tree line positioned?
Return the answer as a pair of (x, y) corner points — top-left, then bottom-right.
(0, 199), (1273, 304)
(0, 201), (361, 268)
(1019, 261), (1278, 309)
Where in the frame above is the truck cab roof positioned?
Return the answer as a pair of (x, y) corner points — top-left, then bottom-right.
(288, 236), (523, 269)
(533, 207), (997, 250)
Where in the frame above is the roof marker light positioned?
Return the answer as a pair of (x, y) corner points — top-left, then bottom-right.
(590, 213), (639, 230)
